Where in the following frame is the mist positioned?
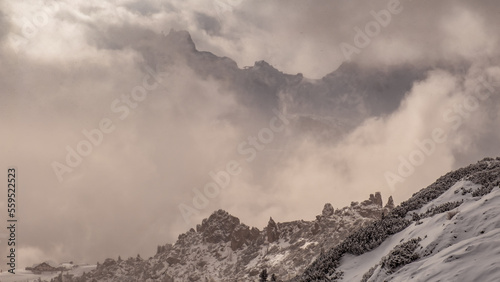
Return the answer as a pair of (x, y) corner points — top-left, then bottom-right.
(0, 0), (499, 269)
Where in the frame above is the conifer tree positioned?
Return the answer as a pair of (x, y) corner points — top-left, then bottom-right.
(259, 269), (268, 282)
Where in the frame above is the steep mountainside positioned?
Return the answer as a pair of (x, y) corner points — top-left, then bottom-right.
(66, 194), (391, 281)
(295, 157), (500, 282)
(150, 29), (424, 142)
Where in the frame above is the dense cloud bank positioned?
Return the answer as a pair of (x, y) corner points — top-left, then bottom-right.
(0, 0), (499, 268)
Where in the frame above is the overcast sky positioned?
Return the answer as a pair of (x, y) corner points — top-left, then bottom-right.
(1, 0), (499, 269)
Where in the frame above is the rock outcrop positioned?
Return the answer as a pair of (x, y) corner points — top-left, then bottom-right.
(322, 203), (335, 217)
(385, 195), (395, 209)
(266, 217), (280, 243)
(77, 192), (391, 281)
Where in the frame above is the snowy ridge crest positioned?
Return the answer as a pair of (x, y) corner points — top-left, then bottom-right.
(296, 157), (500, 282)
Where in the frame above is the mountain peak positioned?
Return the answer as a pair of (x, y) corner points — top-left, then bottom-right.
(322, 203), (335, 217)
(361, 192), (383, 207)
(163, 28), (196, 52)
(72, 191), (395, 280)
(196, 209), (240, 243)
(254, 60), (272, 68)
(385, 195), (395, 209)
(266, 217), (280, 243)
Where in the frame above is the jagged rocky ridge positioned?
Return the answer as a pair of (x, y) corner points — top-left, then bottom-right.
(66, 193), (392, 281)
(53, 157), (500, 282)
(145, 29), (425, 143)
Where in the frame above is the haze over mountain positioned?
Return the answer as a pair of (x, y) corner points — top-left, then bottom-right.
(6, 157), (497, 281)
(74, 157), (500, 282)
(0, 0), (499, 271)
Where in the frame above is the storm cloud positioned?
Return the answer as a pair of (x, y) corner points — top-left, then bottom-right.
(0, 0), (499, 269)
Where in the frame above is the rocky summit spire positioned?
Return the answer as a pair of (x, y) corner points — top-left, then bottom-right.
(162, 29), (196, 52)
(385, 195), (395, 209)
(266, 217), (280, 243)
(196, 209), (240, 244)
(374, 192), (383, 207)
(322, 203), (334, 217)
(362, 192), (383, 207)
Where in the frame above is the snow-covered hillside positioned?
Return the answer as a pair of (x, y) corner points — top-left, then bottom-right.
(296, 157), (500, 282)
(341, 182), (500, 281)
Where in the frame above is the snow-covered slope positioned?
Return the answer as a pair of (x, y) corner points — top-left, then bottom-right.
(296, 157), (500, 282)
(341, 182), (500, 282)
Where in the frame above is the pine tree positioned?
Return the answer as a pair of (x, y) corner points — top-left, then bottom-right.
(259, 269), (268, 282)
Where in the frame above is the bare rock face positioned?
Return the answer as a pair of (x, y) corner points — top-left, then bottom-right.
(77, 192), (388, 281)
(267, 217), (280, 243)
(362, 192), (383, 207)
(322, 203), (335, 217)
(162, 274), (174, 282)
(311, 222), (321, 235)
(163, 29), (196, 53)
(196, 209), (240, 244)
(385, 195), (395, 209)
(193, 210), (261, 251)
(374, 192), (383, 207)
(166, 257), (180, 266)
(230, 225), (260, 251)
